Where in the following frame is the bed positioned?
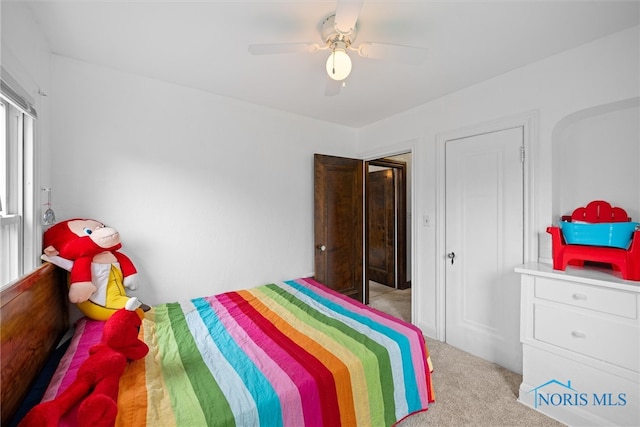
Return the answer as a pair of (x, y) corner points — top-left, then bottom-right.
(2, 263), (434, 426)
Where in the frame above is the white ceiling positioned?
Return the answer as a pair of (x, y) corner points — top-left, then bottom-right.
(22, 0), (640, 128)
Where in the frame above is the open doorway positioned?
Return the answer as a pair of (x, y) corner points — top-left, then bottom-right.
(366, 153), (411, 318)
(313, 151), (413, 319)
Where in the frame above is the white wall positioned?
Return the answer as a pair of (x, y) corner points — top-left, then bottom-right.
(553, 100), (639, 222)
(357, 26), (640, 337)
(49, 56), (357, 305)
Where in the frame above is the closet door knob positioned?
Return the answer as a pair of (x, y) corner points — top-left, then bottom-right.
(316, 244), (326, 252)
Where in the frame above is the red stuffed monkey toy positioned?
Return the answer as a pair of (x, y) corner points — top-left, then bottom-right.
(42, 218), (149, 320)
(19, 300), (149, 427)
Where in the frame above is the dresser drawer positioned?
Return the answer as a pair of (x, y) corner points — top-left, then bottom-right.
(534, 277), (637, 319)
(533, 303), (640, 372)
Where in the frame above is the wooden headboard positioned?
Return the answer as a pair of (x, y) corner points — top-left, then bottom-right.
(0, 262), (69, 425)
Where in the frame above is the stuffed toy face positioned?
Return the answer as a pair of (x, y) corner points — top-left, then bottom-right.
(43, 219), (122, 260)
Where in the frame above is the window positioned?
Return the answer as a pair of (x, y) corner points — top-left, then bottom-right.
(1, 72), (37, 287)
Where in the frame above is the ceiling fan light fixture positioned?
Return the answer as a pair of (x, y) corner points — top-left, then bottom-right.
(326, 47), (352, 81)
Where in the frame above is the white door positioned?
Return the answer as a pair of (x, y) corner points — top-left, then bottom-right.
(445, 127), (524, 373)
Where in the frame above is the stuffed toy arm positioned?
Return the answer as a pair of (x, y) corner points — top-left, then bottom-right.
(123, 275), (138, 291)
(68, 257), (97, 303)
(41, 254), (95, 302)
(114, 252), (139, 290)
(68, 282), (97, 304)
(41, 254), (74, 271)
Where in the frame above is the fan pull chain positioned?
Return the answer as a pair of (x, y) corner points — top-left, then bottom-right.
(331, 50), (336, 76)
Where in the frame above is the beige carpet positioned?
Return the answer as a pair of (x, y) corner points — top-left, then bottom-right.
(368, 282), (564, 426)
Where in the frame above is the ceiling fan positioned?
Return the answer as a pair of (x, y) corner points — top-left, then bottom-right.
(248, 0), (428, 96)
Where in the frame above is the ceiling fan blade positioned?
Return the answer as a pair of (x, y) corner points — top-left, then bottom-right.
(334, 0), (364, 34)
(324, 77), (342, 96)
(248, 42), (320, 55)
(356, 42), (428, 65)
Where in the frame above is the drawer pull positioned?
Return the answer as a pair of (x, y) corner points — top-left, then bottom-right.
(571, 331), (587, 339)
(571, 293), (588, 301)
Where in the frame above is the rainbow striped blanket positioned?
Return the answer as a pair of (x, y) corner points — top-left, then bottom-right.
(44, 278), (434, 426)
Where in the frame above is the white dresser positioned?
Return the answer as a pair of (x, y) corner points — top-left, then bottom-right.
(516, 262), (639, 426)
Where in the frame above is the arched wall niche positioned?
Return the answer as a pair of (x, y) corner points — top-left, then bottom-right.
(551, 97), (640, 224)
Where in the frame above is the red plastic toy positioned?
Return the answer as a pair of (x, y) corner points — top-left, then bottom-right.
(548, 200), (640, 281)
